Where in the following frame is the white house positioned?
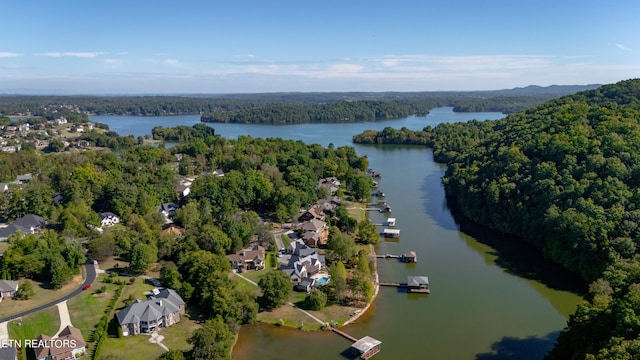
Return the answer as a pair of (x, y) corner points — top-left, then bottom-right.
(99, 212), (120, 227)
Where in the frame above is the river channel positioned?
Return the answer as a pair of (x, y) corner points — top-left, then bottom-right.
(92, 108), (584, 360)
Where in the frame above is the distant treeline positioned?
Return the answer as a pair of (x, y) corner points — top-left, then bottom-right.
(200, 100), (434, 124)
(0, 85), (599, 120)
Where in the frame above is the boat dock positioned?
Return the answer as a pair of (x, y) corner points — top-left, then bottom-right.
(382, 228), (400, 238)
(331, 328), (382, 359)
(376, 254), (400, 259)
(375, 251), (417, 262)
(378, 276), (430, 294)
(331, 327), (358, 342)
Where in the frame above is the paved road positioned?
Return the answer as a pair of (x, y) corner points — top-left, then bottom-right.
(0, 263), (97, 323)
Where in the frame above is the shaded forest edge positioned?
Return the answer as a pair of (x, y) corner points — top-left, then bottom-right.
(353, 78), (640, 359)
(0, 84), (599, 121)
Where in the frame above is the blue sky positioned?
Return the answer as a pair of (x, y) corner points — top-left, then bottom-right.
(1, 0), (639, 94)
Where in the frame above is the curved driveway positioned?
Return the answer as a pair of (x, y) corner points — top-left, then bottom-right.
(0, 263), (97, 323)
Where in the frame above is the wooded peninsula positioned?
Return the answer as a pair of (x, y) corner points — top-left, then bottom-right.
(354, 78), (640, 359)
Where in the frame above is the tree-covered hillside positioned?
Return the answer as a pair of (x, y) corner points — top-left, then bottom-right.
(354, 79), (640, 358)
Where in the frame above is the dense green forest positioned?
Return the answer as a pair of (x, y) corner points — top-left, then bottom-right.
(353, 79), (640, 359)
(0, 85), (598, 119)
(200, 100), (434, 124)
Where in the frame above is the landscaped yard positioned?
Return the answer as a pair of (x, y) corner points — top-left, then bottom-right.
(343, 200), (366, 222)
(67, 277), (122, 342)
(0, 270), (84, 319)
(8, 306), (60, 340)
(98, 314), (199, 360)
(232, 268), (361, 330)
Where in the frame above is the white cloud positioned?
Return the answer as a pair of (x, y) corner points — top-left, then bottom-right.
(616, 44), (630, 51)
(43, 52), (105, 58)
(0, 52), (22, 58)
(164, 58), (183, 67)
(104, 59), (124, 68)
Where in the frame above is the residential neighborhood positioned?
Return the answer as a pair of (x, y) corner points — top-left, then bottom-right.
(0, 125), (379, 360)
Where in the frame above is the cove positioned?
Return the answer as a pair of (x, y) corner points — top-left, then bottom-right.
(91, 108), (584, 359)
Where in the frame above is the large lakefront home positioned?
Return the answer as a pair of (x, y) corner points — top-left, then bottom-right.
(116, 288), (185, 336)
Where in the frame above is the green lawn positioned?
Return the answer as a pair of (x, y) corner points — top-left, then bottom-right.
(0, 272), (84, 319)
(343, 200), (366, 222)
(98, 314), (199, 360)
(8, 306), (60, 341)
(67, 279), (121, 342)
(113, 277), (154, 312)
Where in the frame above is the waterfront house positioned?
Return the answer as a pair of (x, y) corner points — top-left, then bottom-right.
(32, 325), (86, 360)
(295, 277), (316, 293)
(317, 196), (342, 212)
(116, 288), (185, 336)
(318, 177), (341, 194)
(298, 205), (326, 222)
(300, 219), (328, 246)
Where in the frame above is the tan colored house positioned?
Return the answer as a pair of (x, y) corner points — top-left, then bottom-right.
(300, 219), (328, 246)
(228, 244), (265, 272)
(32, 325), (86, 360)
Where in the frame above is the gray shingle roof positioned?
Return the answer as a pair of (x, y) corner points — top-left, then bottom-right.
(116, 290), (184, 326)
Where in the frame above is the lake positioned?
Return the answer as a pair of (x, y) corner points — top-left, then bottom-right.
(92, 108), (584, 360)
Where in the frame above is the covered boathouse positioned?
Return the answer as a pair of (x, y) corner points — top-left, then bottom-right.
(351, 336), (382, 359)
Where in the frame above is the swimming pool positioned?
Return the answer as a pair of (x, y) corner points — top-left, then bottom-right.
(316, 276), (330, 285)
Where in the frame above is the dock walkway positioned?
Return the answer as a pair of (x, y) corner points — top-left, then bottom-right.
(331, 327), (358, 342)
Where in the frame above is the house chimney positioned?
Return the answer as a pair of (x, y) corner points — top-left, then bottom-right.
(157, 300), (163, 307)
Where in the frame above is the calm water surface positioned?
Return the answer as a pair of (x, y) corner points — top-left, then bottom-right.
(92, 108), (584, 360)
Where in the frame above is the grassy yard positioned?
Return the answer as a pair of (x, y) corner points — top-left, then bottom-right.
(98, 313), (199, 360)
(0, 271), (84, 319)
(342, 200), (366, 223)
(8, 306), (60, 340)
(67, 277), (122, 342)
(113, 276), (154, 312)
(232, 268), (361, 330)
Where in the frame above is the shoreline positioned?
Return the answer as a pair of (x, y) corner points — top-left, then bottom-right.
(341, 244), (379, 327)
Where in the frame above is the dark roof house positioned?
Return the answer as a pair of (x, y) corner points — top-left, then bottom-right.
(0, 280), (18, 299)
(116, 288), (185, 336)
(0, 214), (46, 240)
